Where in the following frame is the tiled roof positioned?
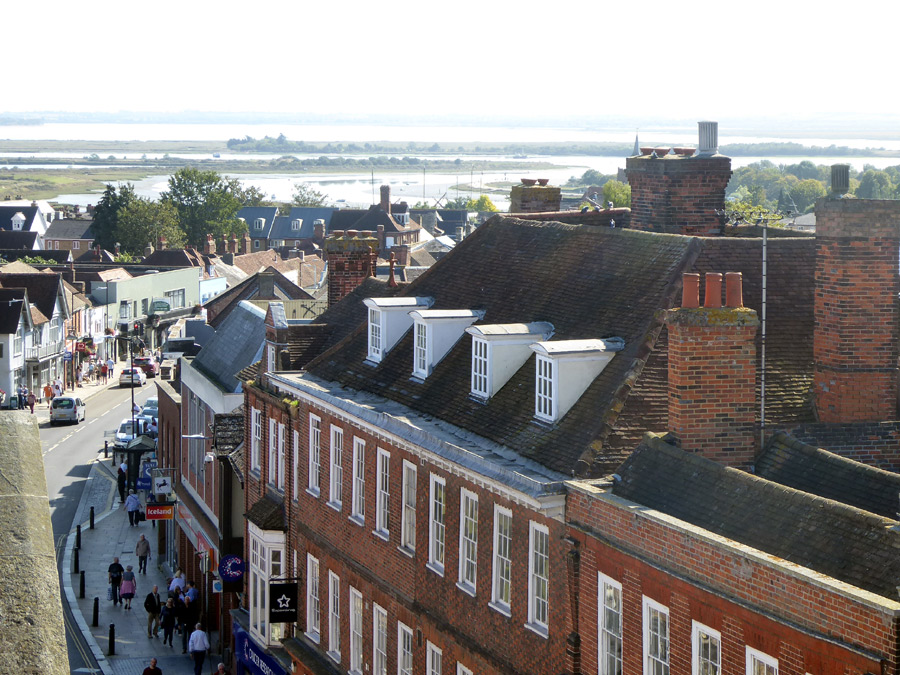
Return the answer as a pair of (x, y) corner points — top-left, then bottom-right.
(238, 206), (279, 239)
(191, 301), (266, 393)
(30, 305), (48, 325)
(307, 218), (693, 474)
(0, 205), (41, 231)
(245, 494), (285, 531)
(44, 218), (95, 240)
(613, 433), (900, 600)
(141, 248), (210, 268)
(204, 268), (313, 329)
(214, 408), (245, 454)
(74, 248), (116, 263)
(756, 431), (900, 520)
(409, 247), (435, 267)
(0, 230), (39, 249)
(0, 288), (27, 333)
(287, 207), (336, 233)
(0, 272), (65, 322)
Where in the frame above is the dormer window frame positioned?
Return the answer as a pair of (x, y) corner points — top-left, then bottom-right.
(413, 321), (430, 379)
(363, 297), (434, 365)
(292, 219), (302, 231)
(471, 337), (489, 398)
(466, 322), (555, 401)
(409, 309), (485, 381)
(368, 308), (383, 361)
(534, 355), (557, 423)
(255, 218), (265, 230)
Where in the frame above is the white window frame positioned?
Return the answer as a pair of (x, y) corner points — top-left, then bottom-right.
(328, 571), (340, 662)
(457, 666), (473, 675)
(308, 414), (321, 496)
(251, 408), (261, 471)
(375, 448), (390, 539)
(427, 641), (442, 675)
(306, 554), (320, 642)
(277, 423), (285, 491)
(490, 505), (512, 615)
(692, 621), (721, 675)
(329, 425), (344, 509)
(397, 622), (414, 675)
(401, 460), (417, 552)
(599, 573), (623, 675)
(292, 430), (299, 500)
(413, 321), (429, 378)
(746, 647), (778, 675)
(535, 355), (557, 422)
(643, 597), (670, 675)
(526, 521), (550, 637)
(351, 436), (365, 524)
(428, 473), (446, 575)
(373, 603), (387, 675)
(457, 488), (478, 594)
(471, 336), (489, 398)
(368, 308), (383, 362)
(248, 523), (285, 647)
(267, 418), (277, 485)
(349, 587), (363, 674)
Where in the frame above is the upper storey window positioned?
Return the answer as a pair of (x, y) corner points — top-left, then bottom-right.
(363, 297), (433, 364)
(466, 322), (554, 400)
(409, 309), (484, 380)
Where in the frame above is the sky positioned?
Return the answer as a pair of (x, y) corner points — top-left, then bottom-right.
(6, 0), (900, 124)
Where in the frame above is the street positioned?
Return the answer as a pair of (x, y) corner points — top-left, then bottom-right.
(39, 379), (156, 673)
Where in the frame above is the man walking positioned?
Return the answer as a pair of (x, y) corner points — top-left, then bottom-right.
(144, 584), (162, 639)
(142, 657), (162, 675)
(108, 556), (124, 606)
(135, 534), (151, 574)
(125, 489), (142, 527)
(106, 357), (115, 380)
(188, 623), (210, 675)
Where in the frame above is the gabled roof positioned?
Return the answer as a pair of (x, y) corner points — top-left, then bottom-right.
(613, 433), (900, 600)
(0, 205), (42, 232)
(141, 248), (210, 268)
(238, 206), (279, 239)
(0, 288), (29, 334)
(74, 247), (116, 263)
(285, 207), (337, 236)
(0, 272), (68, 322)
(342, 204), (421, 235)
(245, 494), (285, 531)
(191, 300), (266, 393)
(204, 268), (313, 329)
(227, 250), (325, 288)
(44, 218), (95, 240)
(0, 230), (39, 249)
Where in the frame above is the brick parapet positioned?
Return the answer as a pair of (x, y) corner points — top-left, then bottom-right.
(566, 482), (899, 674)
(786, 421), (900, 471)
(509, 184), (562, 213)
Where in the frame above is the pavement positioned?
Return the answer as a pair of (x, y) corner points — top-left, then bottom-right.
(55, 373), (221, 675)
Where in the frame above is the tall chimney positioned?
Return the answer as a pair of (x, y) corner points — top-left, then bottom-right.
(314, 219), (325, 245)
(204, 233), (216, 256)
(325, 231), (378, 306)
(157, 236), (166, 250)
(814, 198), (900, 422)
(667, 272), (759, 468)
(380, 185), (391, 214)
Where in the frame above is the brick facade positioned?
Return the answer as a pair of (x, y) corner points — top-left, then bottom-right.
(626, 155), (732, 236)
(813, 198), (900, 423)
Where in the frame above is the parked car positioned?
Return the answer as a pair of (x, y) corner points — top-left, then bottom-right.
(141, 396), (159, 417)
(119, 367), (147, 387)
(133, 355), (159, 378)
(50, 396), (86, 425)
(114, 418), (136, 448)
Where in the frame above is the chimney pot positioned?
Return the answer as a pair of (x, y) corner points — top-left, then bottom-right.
(698, 120), (718, 156)
(704, 273), (723, 308)
(725, 272), (744, 308)
(681, 273), (700, 308)
(831, 164), (851, 195)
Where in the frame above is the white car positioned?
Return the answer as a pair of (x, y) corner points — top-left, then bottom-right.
(119, 367), (147, 387)
(50, 396), (86, 425)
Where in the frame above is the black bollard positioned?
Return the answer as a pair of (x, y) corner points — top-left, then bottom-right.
(109, 623), (115, 656)
(92, 597), (99, 627)
(79, 571), (85, 599)
(73, 547), (79, 574)
(89, 506), (95, 529)
(104, 440), (108, 458)
(76, 524), (81, 549)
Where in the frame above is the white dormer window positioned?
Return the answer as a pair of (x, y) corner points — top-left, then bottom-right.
(363, 297), (434, 364)
(466, 323), (554, 400)
(530, 338), (625, 423)
(12, 212), (25, 231)
(255, 218), (265, 229)
(409, 309), (485, 380)
(292, 219), (302, 231)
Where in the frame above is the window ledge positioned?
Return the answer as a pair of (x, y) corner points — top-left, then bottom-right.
(488, 601), (511, 618)
(372, 529), (390, 543)
(326, 500), (342, 513)
(524, 621), (549, 639)
(364, 357), (381, 367)
(348, 514), (364, 528)
(426, 562), (444, 577)
(455, 582), (476, 598)
(306, 487), (320, 499)
(327, 651), (341, 664)
(305, 630), (320, 644)
(397, 545), (415, 558)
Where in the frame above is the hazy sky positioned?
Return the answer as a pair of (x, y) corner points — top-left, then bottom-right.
(6, 0), (899, 121)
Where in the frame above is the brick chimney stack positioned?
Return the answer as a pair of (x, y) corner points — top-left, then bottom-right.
(380, 185), (391, 214)
(626, 120), (732, 236)
(667, 272), (759, 468)
(813, 188), (900, 422)
(204, 233), (216, 256)
(325, 230), (378, 306)
(157, 236), (166, 250)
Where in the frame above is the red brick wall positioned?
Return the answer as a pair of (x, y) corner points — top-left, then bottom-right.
(666, 308), (759, 468)
(626, 156), (731, 236)
(324, 232), (376, 306)
(814, 199), (900, 422)
(567, 486), (897, 675)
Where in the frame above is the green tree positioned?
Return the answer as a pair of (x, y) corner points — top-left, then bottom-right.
(602, 180), (631, 207)
(747, 184), (767, 207)
(116, 199), (185, 254)
(791, 179), (827, 212)
(161, 168), (246, 246)
(241, 185), (269, 207)
(91, 183), (137, 250)
(291, 182), (328, 207)
(856, 169), (895, 199)
(465, 195), (498, 212)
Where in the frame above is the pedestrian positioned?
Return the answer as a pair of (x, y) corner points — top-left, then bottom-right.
(101, 363), (108, 383)
(108, 556), (124, 606)
(43, 383), (53, 408)
(88, 361), (95, 382)
(182, 594), (200, 654)
(142, 657), (162, 675)
(26, 390), (36, 414)
(121, 565), (137, 609)
(168, 569), (185, 594)
(185, 580), (199, 604)
(125, 489), (142, 527)
(160, 597), (177, 647)
(214, 663), (230, 675)
(106, 357), (115, 379)
(135, 533), (151, 573)
(52, 381), (62, 398)
(188, 623), (210, 675)
(144, 584), (162, 638)
(18, 384), (26, 409)
(117, 466), (127, 503)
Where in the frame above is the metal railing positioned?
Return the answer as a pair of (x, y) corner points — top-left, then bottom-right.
(25, 339), (64, 361)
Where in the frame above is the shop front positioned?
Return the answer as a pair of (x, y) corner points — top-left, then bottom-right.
(232, 617), (290, 675)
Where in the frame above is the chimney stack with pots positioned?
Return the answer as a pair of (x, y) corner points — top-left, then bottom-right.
(325, 230), (379, 306)
(380, 185), (392, 215)
(204, 233), (216, 256)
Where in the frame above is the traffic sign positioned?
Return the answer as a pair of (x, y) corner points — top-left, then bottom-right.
(64, 351), (73, 362)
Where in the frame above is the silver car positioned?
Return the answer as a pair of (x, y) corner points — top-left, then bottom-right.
(50, 396), (86, 425)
